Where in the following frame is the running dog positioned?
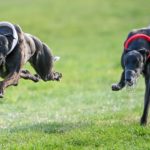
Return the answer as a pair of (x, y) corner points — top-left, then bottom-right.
(112, 26), (150, 125)
(0, 21), (62, 98)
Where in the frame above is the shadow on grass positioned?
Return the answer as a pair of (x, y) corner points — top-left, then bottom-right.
(7, 121), (91, 134)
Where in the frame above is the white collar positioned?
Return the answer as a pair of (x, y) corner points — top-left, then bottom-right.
(0, 21), (18, 55)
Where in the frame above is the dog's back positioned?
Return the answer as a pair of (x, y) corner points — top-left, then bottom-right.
(127, 27), (150, 40)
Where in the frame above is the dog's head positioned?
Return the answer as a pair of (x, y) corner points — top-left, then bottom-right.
(123, 49), (149, 86)
(0, 35), (9, 65)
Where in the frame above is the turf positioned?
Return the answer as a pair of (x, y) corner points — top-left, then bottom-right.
(0, 0), (150, 149)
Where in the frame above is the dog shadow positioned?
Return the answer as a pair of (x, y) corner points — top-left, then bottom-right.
(7, 121), (90, 134)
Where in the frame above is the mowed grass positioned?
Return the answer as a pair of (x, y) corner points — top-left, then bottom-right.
(0, 0), (150, 149)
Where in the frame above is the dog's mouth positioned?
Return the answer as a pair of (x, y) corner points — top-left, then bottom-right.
(125, 76), (139, 87)
(125, 69), (140, 87)
(0, 57), (5, 66)
(0, 58), (5, 66)
(126, 80), (135, 87)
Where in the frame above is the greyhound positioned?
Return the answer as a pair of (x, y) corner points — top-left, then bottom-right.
(0, 21), (62, 98)
(112, 26), (150, 125)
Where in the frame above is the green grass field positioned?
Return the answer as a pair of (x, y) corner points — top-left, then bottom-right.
(0, 0), (150, 149)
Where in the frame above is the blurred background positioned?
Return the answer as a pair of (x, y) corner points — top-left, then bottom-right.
(0, 0), (150, 149)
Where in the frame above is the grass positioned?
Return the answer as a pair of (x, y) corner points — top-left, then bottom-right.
(0, 0), (150, 149)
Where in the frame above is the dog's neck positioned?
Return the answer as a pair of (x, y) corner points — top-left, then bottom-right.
(124, 34), (150, 49)
(124, 33), (150, 63)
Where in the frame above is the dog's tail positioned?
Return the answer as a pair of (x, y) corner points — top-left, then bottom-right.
(53, 56), (60, 62)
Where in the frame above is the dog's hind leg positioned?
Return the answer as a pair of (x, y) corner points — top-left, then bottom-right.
(29, 40), (62, 82)
(20, 69), (41, 82)
(112, 71), (126, 91)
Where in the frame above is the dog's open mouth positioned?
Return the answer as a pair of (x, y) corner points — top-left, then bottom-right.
(126, 77), (138, 87)
(126, 81), (134, 87)
(0, 57), (5, 66)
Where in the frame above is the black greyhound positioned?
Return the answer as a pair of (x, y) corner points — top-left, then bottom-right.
(0, 21), (62, 98)
(112, 26), (150, 125)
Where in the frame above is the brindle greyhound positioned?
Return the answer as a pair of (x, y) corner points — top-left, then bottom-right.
(112, 26), (150, 125)
(0, 21), (62, 98)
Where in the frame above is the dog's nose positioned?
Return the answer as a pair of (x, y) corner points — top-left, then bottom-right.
(0, 56), (3, 61)
(126, 78), (132, 82)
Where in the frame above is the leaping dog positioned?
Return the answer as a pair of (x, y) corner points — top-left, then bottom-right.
(0, 21), (62, 98)
(112, 26), (150, 125)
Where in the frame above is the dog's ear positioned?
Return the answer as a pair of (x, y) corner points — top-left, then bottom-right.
(138, 48), (149, 56)
(124, 49), (132, 54)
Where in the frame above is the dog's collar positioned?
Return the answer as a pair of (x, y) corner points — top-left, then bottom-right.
(124, 33), (150, 60)
(0, 21), (18, 55)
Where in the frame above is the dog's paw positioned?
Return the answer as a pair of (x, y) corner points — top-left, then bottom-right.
(33, 74), (41, 82)
(53, 72), (62, 81)
(0, 83), (4, 98)
(140, 117), (147, 126)
(21, 70), (30, 74)
(0, 92), (4, 98)
(112, 84), (121, 91)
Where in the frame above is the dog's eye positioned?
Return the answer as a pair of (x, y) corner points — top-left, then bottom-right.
(125, 59), (129, 64)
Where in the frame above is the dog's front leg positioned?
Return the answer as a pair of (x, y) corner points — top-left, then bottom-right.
(20, 69), (41, 82)
(0, 71), (20, 97)
(112, 71), (126, 91)
(140, 75), (150, 125)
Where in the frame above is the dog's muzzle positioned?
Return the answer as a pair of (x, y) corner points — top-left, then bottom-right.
(0, 54), (5, 66)
(125, 69), (136, 86)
